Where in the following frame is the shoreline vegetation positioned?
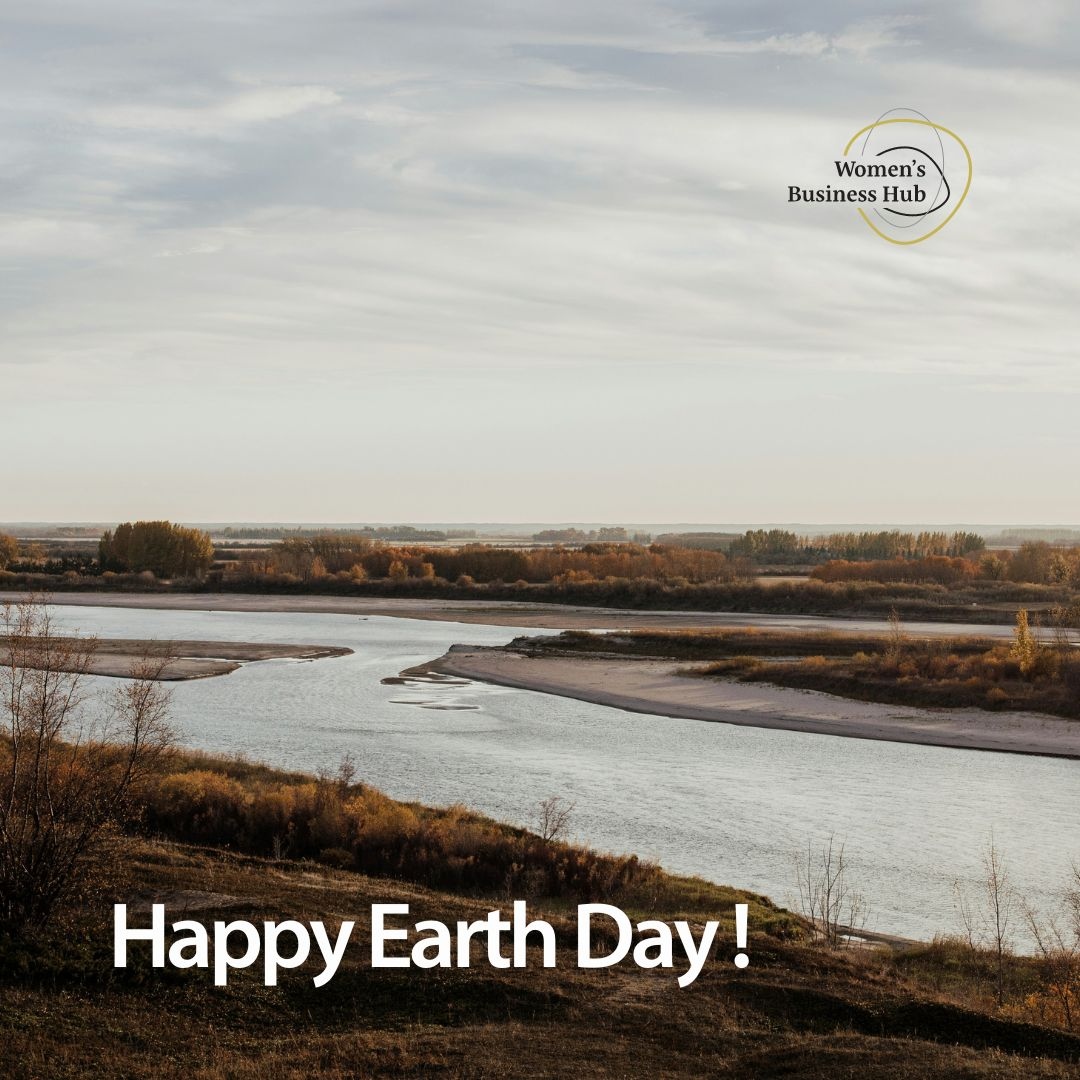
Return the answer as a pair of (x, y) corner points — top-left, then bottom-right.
(0, 571), (1074, 625)
(520, 623), (1080, 721)
(138, 750), (792, 931)
(5, 521), (1080, 626)
(0, 588), (1053, 635)
(424, 620), (1080, 759)
(6, 748), (1080, 1076)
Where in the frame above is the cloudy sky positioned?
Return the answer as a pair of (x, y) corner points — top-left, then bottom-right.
(3, 1), (1078, 523)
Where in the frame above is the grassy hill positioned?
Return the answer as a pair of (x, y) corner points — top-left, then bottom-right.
(2, 752), (1079, 1078)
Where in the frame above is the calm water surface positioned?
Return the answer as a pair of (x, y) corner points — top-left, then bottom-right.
(50, 605), (1079, 943)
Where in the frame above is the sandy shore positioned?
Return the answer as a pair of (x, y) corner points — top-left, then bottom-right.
(430, 647), (1080, 759)
(0, 591), (1021, 638)
(4, 638), (352, 681)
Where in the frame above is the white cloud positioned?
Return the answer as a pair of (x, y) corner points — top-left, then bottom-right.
(90, 85), (341, 134)
(0, 216), (123, 259)
(832, 15), (922, 58)
(976, 0), (1068, 46)
(2, 1), (1079, 519)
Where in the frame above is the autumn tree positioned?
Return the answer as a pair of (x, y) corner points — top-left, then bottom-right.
(1010, 609), (1038, 676)
(0, 533), (18, 570)
(728, 529), (801, 559)
(885, 609), (907, 664)
(1008, 542), (1056, 585)
(99, 520), (214, 579)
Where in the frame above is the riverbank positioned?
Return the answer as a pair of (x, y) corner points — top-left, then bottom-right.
(2, 567), (1068, 626)
(0, 590), (1027, 637)
(8, 835), (1080, 1079)
(6, 748), (1080, 1078)
(427, 647), (1080, 759)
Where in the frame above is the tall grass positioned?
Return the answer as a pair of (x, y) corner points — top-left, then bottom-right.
(136, 751), (779, 917)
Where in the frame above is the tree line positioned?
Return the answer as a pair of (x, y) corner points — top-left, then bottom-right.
(5, 525), (1080, 593)
(812, 542), (1080, 587)
(531, 527), (651, 543)
(729, 529), (986, 562)
(232, 537), (744, 586)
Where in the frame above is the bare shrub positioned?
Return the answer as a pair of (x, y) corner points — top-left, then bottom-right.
(0, 597), (174, 930)
(1021, 865), (1080, 1029)
(537, 796), (575, 844)
(793, 834), (869, 946)
(954, 835), (1015, 1005)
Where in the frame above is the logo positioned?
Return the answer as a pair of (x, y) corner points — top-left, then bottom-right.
(789, 108), (972, 245)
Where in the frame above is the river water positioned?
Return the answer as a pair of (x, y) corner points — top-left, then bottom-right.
(48, 604), (1078, 943)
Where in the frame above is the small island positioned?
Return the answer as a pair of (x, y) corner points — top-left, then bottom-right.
(3, 636), (353, 681)
(427, 622), (1080, 759)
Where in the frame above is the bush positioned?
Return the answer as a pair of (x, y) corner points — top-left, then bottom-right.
(139, 758), (661, 905)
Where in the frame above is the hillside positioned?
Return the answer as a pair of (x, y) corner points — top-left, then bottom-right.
(3, 816), (1079, 1076)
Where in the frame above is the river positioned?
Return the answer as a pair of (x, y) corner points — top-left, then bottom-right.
(47, 603), (1079, 944)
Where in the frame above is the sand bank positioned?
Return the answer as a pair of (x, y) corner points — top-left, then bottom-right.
(429, 647), (1080, 759)
(3, 638), (352, 681)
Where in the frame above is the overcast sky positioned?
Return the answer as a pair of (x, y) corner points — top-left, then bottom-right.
(3, 2), (1077, 523)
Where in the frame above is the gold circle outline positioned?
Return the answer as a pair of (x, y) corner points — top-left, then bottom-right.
(842, 118), (972, 246)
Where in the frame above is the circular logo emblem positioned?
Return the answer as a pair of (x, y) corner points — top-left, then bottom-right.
(841, 108), (972, 245)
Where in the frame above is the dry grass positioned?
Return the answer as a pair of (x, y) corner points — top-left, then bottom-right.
(2, 752), (1079, 1076)
(132, 750), (795, 930)
(525, 630), (1080, 720)
(523, 628), (1000, 661)
(3, 839), (1080, 1079)
(699, 644), (1080, 720)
